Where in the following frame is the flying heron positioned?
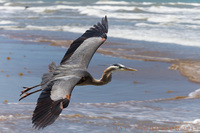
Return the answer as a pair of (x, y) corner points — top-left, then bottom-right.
(19, 16), (137, 129)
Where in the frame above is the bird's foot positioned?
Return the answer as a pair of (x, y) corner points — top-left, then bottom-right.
(20, 84), (41, 96)
(20, 87), (32, 96)
(19, 93), (30, 101)
(19, 88), (42, 101)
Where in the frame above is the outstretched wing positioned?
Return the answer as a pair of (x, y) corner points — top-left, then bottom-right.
(32, 76), (81, 130)
(60, 16), (108, 68)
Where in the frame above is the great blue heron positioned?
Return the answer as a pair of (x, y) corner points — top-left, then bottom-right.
(19, 16), (137, 129)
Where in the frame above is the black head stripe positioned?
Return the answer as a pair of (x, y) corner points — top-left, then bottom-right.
(112, 64), (124, 68)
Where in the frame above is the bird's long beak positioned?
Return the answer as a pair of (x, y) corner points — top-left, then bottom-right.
(123, 67), (137, 71)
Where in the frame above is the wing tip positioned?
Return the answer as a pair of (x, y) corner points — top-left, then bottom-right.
(81, 16), (109, 38)
(32, 100), (62, 130)
(102, 15), (108, 33)
(32, 97), (70, 130)
(60, 16), (109, 64)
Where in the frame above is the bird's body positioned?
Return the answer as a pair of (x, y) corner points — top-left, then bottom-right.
(19, 16), (137, 129)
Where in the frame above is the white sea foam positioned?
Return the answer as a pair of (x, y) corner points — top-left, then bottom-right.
(96, 1), (129, 5)
(0, 114), (30, 121)
(0, 115), (14, 120)
(28, 5), (82, 13)
(0, 6), (25, 12)
(169, 2), (200, 6)
(0, 25), (25, 30)
(0, 20), (16, 25)
(108, 27), (200, 47)
(7, 1), (44, 4)
(55, 1), (79, 4)
(79, 8), (147, 19)
(180, 119), (200, 132)
(48, 4), (200, 25)
(188, 89), (200, 98)
(186, 119), (200, 124)
(3, 2), (198, 24)
(86, 5), (135, 11)
(148, 6), (200, 14)
(1, 23), (199, 47)
(28, 5), (137, 15)
(3, 2), (13, 6)
(26, 25), (63, 31)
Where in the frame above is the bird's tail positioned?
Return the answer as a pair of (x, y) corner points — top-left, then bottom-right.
(48, 62), (57, 72)
(41, 62), (57, 88)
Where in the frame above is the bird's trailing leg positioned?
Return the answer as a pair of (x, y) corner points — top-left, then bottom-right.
(19, 88), (42, 101)
(20, 84), (41, 96)
(19, 84), (42, 101)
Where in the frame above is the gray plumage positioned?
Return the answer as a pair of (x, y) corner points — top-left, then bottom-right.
(32, 16), (109, 129)
(19, 16), (137, 130)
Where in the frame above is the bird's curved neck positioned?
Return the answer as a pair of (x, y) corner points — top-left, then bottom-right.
(92, 67), (114, 86)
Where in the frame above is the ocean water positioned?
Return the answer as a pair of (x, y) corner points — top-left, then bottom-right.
(1, 0), (200, 132)
(0, 0), (200, 47)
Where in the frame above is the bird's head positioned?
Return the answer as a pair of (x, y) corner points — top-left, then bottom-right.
(109, 64), (137, 72)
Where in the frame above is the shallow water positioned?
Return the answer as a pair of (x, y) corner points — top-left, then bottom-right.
(1, 99), (200, 133)
(0, 37), (200, 132)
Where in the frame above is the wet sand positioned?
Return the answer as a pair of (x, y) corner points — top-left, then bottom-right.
(170, 61), (200, 83)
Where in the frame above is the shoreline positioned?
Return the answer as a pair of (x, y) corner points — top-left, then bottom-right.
(1, 32), (200, 83)
(2, 32), (200, 84)
(1, 35), (200, 103)
(37, 37), (200, 84)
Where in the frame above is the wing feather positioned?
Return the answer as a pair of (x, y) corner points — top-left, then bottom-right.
(60, 16), (108, 65)
(32, 16), (109, 130)
(32, 77), (80, 130)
